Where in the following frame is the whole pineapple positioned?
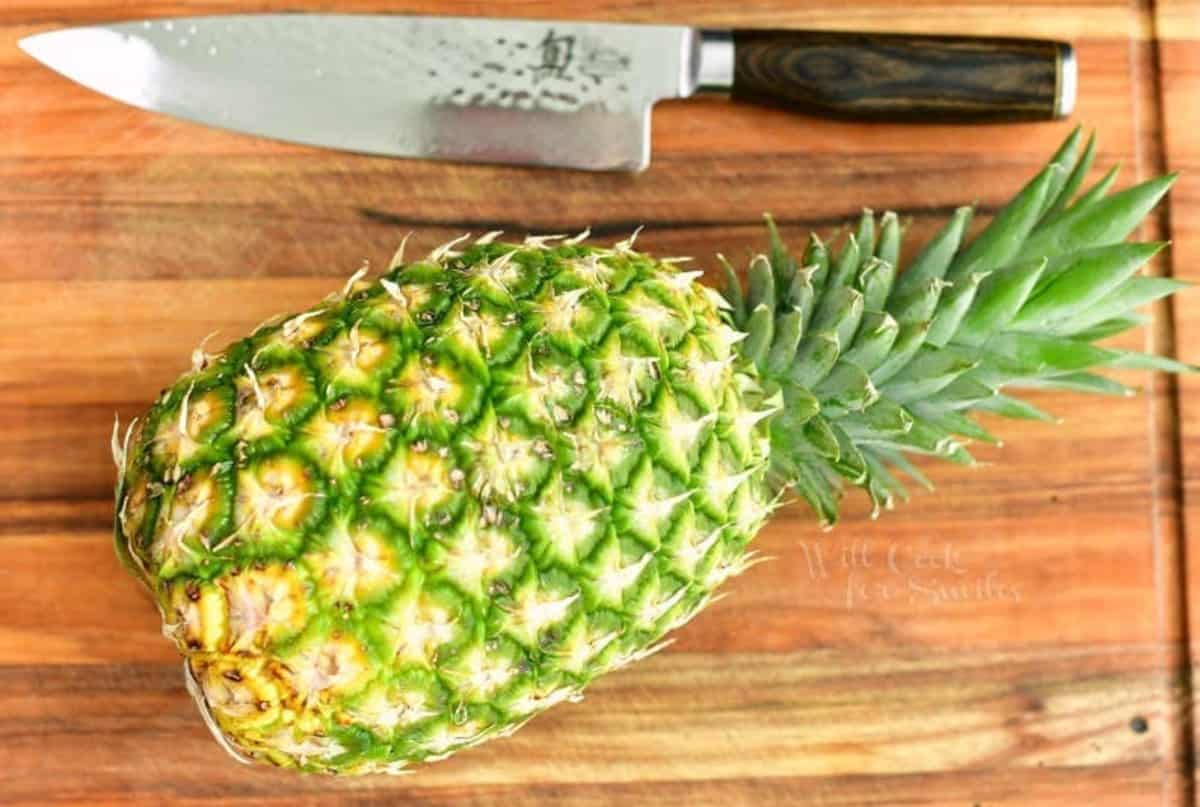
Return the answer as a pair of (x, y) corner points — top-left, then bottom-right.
(113, 131), (1189, 773)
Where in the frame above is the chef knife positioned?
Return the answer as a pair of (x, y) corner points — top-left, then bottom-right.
(19, 15), (1076, 171)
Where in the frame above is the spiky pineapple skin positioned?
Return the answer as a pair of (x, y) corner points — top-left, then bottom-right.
(113, 237), (777, 773)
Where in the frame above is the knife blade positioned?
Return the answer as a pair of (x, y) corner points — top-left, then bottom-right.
(19, 15), (1076, 172)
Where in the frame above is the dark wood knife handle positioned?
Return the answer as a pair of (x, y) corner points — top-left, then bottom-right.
(730, 30), (1074, 122)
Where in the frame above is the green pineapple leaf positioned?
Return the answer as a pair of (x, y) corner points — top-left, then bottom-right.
(729, 129), (1191, 526)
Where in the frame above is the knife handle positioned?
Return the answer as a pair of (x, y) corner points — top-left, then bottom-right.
(724, 29), (1075, 122)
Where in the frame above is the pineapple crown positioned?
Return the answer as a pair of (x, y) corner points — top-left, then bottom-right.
(722, 128), (1190, 526)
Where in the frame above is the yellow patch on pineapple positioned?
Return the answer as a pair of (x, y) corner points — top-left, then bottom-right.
(533, 286), (591, 339)
(316, 324), (395, 388)
(374, 279), (433, 320)
(389, 355), (465, 424)
(302, 399), (388, 476)
(441, 304), (508, 359)
(234, 365), (312, 439)
(150, 387), (229, 472)
(221, 564), (309, 653)
(307, 521), (398, 605)
(233, 456), (318, 543)
(162, 579), (228, 653)
(265, 310), (331, 351)
(372, 446), (458, 528)
(192, 656), (283, 730)
(250, 727), (348, 767)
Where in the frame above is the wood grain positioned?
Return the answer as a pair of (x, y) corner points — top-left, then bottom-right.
(1150, 0), (1200, 800)
(731, 30), (1068, 121)
(0, 1), (1195, 805)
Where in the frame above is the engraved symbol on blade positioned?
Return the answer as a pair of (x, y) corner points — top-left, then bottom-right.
(531, 29), (575, 82)
(579, 47), (631, 84)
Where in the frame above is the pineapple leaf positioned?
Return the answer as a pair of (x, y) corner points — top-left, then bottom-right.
(729, 129), (1191, 526)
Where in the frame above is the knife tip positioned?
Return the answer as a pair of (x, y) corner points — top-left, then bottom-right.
(17, 31), (53, 64)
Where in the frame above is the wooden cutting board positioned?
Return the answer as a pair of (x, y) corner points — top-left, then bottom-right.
(2, 2), (1197, 805)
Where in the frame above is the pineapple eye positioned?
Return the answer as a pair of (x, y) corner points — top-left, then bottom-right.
(313, 324), (402, 394)
(223, 564), (310, 652)
(640, 389), (717, 480)
(613, 460), (691, 549)
(233, 364), (317, 440)
(117, 472), (153, 546)
(491, 346), (588, 427)
(339, 676), (442, 739)
(191, 657), (282, 730)
(524, 282), (611, 355)
(611, 286), (692, 349)
(460, 410), (553, 505)
(498, 580), (580, 650)
(231, 455), (324, 556)
(365, 442), (463, 533)
(588, 329), (661, 414)
(148, 384), (234, 476)
(299, 397), (391, 479)
(147, 465), (234, 576)
(522, 472), (607, 567)
(439, 640), (523, 704)
(305, 518), (402, 607)
(186, 389), (232, 439)
(161, 578), (226, 653)
(280, 634), (373, 707)
(385, 595), (458, 666)
(435, 300), (523, 367)
(385, 351), (483, 439)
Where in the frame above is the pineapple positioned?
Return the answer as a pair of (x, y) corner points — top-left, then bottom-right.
(112, 130), (1190, 774)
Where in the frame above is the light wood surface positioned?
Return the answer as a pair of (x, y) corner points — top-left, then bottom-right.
(0, 1), (1196, 804)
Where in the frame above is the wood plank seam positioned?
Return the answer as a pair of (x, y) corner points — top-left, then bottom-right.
(1130, 1), (1196, 804)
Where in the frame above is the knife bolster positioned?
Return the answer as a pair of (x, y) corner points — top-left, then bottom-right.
(694, 30), (736, 92)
